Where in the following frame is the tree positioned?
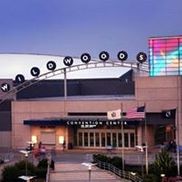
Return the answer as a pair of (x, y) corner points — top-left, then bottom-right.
(152, 149), (176, 177)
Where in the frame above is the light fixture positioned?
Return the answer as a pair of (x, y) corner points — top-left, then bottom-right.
(59, 136), (64, 144)
(31, 135), (37, 144)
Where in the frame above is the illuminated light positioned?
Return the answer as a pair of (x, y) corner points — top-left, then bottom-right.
(160, 51), (165, 57)
(179, 46), (182, 51)
(31, 136), (37, 144)
(149, 36), (182, 76)
(131, 172), (136, 176)
(59, 136), (64, 144)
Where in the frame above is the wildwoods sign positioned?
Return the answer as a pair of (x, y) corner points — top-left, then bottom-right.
(1, 51), (147, 92)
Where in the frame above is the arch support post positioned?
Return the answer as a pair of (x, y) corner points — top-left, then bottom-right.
(63, 68), (67, 100)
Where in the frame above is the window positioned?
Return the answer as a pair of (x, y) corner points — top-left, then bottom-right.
(95, 133), (100, 147)
(84, 133), (88, 146)
(118, 133), (122, 147)
(90, 133), (94, 147)
(124, 133), (129, 147)
(130, 133), (135, 147)
(101, 133), (105, 147)
(107, 133), (111, 146)
(78, 132), (82, 146)
(112, 133), (117, 147)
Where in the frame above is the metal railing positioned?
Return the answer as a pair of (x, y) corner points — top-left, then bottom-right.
(95, 159), (143, 182)
(46, 162), (50, 182)
(45, 152), (52, 182)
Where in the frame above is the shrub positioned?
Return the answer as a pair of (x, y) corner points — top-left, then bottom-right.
(1, 165), (20, 182)
(125, 164), (143, 175)
(35, 159), (48, 178)
(1, 159), (47, 182)
(93, 154), (111, 163)
(15, 160), (36, 175)
(35, 168), (47, 178)
(0, 159), (4, 164)
(110, 156), (123, 169)
(37, 158), (48, 169)
(143, 173), (159, 182)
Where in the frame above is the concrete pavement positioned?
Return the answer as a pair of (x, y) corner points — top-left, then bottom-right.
(49, 150), (136, 182)
(49, 162), (128, 182)
(0, 147), (166, 182)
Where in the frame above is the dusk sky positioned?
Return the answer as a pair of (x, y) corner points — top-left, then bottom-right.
(1, 0), (182, 58)
(0, 0), (181, 78)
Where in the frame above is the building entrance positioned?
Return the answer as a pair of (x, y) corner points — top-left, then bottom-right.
(77, 129), (135, 148)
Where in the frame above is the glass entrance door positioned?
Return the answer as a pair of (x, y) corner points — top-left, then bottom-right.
(77, 129), (135, 148)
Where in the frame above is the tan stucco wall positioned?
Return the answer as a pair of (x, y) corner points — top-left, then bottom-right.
(11, 101), (66, 148)
(11, 75), (182, 148)
(135, 76), (179, 111)
(12, 99), (137, 149)
(135, 76), (182, 146)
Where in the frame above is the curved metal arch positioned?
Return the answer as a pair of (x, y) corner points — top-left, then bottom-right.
(0, 60), (148, 104)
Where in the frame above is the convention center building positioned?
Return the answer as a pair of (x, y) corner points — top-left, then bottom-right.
(0, 35), (181, 151)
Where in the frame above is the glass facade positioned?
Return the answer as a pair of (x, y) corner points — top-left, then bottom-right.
(149, 36), (182, 76)
(77, 129), (135, 148)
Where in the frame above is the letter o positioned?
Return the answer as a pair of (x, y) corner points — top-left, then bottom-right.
(117, 51), (128, 61)
(99, 51), (109, 61)
(47, 61), (56, 71)
(80, 53), (91, 63)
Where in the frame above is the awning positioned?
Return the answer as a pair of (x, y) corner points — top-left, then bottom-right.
(23, 113), (174, 126)
(146, 113), (175, 125)
(23, 118), (140, 126)
(24, 119), (65, 126)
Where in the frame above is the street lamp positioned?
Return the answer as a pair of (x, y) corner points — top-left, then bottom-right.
(82, 162), (96, 182)
(19, 150), (30, 176)
(18, 176), (35, 182)
(19, 150), (35, 182)
(25, 152), (28, 176)
(131, 172), (136, 176)
(135, 145), (147, 176)
(88, 165), (91, 182)
(160, 173), (165, 182)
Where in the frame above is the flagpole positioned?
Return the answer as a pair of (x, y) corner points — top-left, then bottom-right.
(176, 106), (180, 176)
(121, 103), (125, 171)
(176, 76), (180, 176)
(144, 103), (149, 175)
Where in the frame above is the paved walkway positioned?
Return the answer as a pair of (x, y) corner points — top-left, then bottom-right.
(0, 147), (162, 181)
(50, 162), (130, 182)
(49, 151), (133, 182)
